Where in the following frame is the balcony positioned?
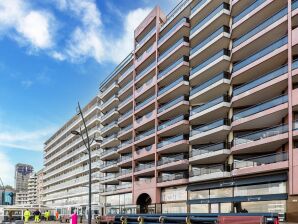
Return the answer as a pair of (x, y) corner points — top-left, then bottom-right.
(190, 142), (231, 164)
(118, 153), (132, 167)
(100, 173), (118, 184)
(293, 120), (298, 140)
(232, 124), (288, 154)
(135, 60), (156, 83)
(100, 160), (118, 172)
(134, 161), (155, 176)
(101, 121), (119, 137)
(157, 115), (189, 136)
(117, 168), (133, 181)
(101, 94), (119, 113)
(101, 81), (119, 101)
(157, 134), (189, 154)
(190, 49), (231, 86)
(233, 7), (287, 60)
(232, 64), (288, 107)
(190, 26), (230, 65)
(158, 76), (189, 103)
(157, 153), (188, 171)
(117, 138), (133, 154)
(232, 94), (288, 130)
(118, 124), (133, 139)
(190, 95), (231, 124)
(158, 95), (189, 119)
(101, 133), (119, 148)
(158, 37), (189, 63)
(157, 171), (188, 187)
(233, 0), (266, 24)
(118, 80), (133, 97)
(101, 108), (119, 125)
(118, 95), (133, 112)
(190, 72), (230, 104)
(190, 3), (230, 43)
(233, 36), (288, 73)
(135, 44), (156, 68)
(135, 26), (156, 50)
(118, 65), (133, 84)
(158, 17), (189, 47)
(135, 128), (155, 145)
(100, 147), (118, 161)
(189, 164), (230, 182)
(135, 77), (156, 98)
(135, 95), (155, 113)
(118, 109), (133, 126)
(134, 145), (155, 160)
(158, 56), (189, 81)
(190, 118), (231, 144)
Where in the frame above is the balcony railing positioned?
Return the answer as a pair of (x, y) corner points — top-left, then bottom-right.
(158, 76), (188, 96)
(293, 0), (298, 10)
(119, 124), (132, 136)
(135, 128), (155, 142)
(191, 72), (230, 96)
(119, 109), (133, 122)
(157, 171), (188, 183)
(136, 111), (154, 124)
(233, 64), (288, 96)
(158, 38), (188, 62)
(233, 7), (287, 47)
(100, 160), (118, 169)
(191, 142), (231, 157)
(191, 26), (230, 55)
(135, 95), (155, 111)
(136, 77), (155, 95)
(119, 139), (133, 149)
(136, 44), (155, 63)
(119, 65), (133, 82)
(118, 153), (132, 163)
(135, 161), (155, 172)
(101, 108), (117, 122)
(233, 0), (266, 24)
(101, 121), (118, 133)
(157, 134), (187, 148)
(158, 17), (189, 44)
(102, 94), (118, 110)
(293, 59), (298, 70)
(158, 95), (188, 113)
(233, 36), (288, 72)
(191, 118), (230, 136)
(191, 49), (230, 76)
(119, 95), (132, 108)
(116, 183), (132, 190)
(135, 145), (153, 155)
(157, 153), (188, 166)
(118, 168), (132, 176)
(191, 95), (230, 116)
(191, 0), (208, 15)
(100, 147), (118, 157)
(102, 133), (117, 144)
(136, 26), (156, 49)
(233, 124), (288, 146)
(233, 94), (288, 121)
(158, 56), (188, 79)
(102, 173), (117, 181)
(234, 152), (288, 169)
(190, 164), (228, 177)
(191, 3), (230, 35)
(158, 115), (186, 131)
(135, 60), (156, 81)
(119, 80), (133, 95)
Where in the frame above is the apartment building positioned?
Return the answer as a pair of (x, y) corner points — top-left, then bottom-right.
(43, 96), (102, 215)
(15, 163), (33, 192)
(98, 0), (298, 221)
(36, 169), (44, 207)
(28, 173), (37, 205)
(15, 192), (28, 205)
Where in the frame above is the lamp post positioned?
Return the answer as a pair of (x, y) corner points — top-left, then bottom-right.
(71, 102), (101, 224)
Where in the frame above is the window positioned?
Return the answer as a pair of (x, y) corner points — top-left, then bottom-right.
(221, 203), (232, 213)
(210, 187), (233, 198)
(190, 204), (209, 213)
(239, 200), (286, 214)
(189, 189), (209, 200)
(161, 186), (187, 202)
(234, 182), (286, 197)
(162, 202), (187, 213)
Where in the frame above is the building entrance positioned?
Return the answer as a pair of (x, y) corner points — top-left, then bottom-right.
(136, 193), (152, 214)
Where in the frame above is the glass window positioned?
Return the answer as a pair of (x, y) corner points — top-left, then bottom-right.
(210, 187), (233, 198)
(190, 204), (209, 213)
(161, 186), (187, 202)
(210, 203), (219, 213)
(106, 195), (119, 206)
(220, 203), (232, 213)
(240, 200), (286, 214)
(124, 193), (132, 205)
(189, 189), (209, 200)
(162, 202), (187, 213)
(234, 182), (286, 197)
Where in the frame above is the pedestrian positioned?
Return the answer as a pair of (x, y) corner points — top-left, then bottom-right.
(71, 211), (78, 224)
(55, 210), (59, 221)
(44, 210), (50, 221)
(8, 210), (13, 222)
(24, 209), (31, 223)
(33, 209), (41, 223)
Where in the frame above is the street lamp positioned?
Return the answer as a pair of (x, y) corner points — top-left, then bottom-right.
(71, 102), (101, 224)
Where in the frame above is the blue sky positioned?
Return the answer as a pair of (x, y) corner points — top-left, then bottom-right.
(0, 0), (180, 186)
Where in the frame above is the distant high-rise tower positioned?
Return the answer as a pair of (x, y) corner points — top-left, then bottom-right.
(15, 163), (33, 192)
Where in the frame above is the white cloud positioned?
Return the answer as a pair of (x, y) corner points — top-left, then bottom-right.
(0, 127), (56, 152)
(51, 51), (66, 61)
(0, 151), (15, 186)
(0, 0), (55, 49)
(21, 80), (33, 88)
